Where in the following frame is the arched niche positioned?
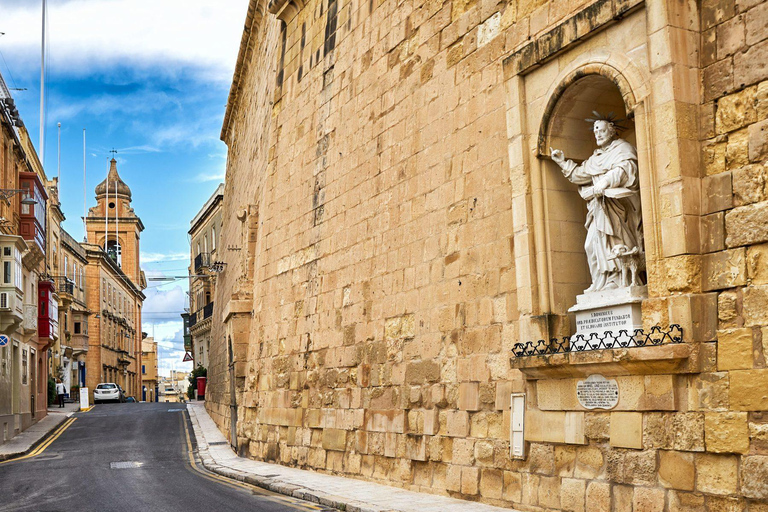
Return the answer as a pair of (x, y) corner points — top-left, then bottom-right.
(537, 73), (639, 329)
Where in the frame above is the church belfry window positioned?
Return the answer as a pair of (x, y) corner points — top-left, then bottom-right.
(106, 240), (122, 267)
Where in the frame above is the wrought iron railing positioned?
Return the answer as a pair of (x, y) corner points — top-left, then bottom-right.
(188, 311), (197, 328)
(58, 278), (74, 295)
(203, 302), (213, 319)
(194, 252), (211, 272)
(512, 325), (684, 357)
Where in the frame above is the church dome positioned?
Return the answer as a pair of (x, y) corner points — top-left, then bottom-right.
(95, 158), (132, 199)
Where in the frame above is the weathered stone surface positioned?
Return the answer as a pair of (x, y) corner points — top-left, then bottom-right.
(706, 496), (746, 512)
(750, 118), (768, 161)
(659, 450), (695, 490)
(718, 291), (740, 328)
(733, 164), (767, 206)
(717, 328), (754, 370)
(734, 39), (768, 88)
(726, 201), (768, 247)
(705, 412), (750, 453)
(633, 487), (665, 512)
(727, 129), (750, 171)
(696, 454), (739, 495)
(716, 86), (757, 134)
(528, 443), (554, 476)
(730, 369), (768, 410)
(586, 481), (610, 511)
(610, 412), (643, 449)
(704, 140), (727, 176)
(673, 413), (706, 452)
(321, 428), (347, 451)
(747, 243), (768, 283)
(665, 255), (702, 292)
(585, 413), (609, 441)
(502, 471), (522, 502)
(560, 477), (585, 512)
(703, 249), (747, 291)
(479, 468), (502, 499)
(702, 171), (734, 214)
(668, 490), (705, 512)
(741, 455), (768, 499)
(575, 445), (604, 479)
(743, 284), (768, 326)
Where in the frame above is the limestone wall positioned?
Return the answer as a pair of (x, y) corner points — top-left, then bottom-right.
(210, 0), (768, 509)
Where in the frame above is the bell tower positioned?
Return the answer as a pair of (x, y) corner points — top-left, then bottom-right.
(86, 158), (144, 284)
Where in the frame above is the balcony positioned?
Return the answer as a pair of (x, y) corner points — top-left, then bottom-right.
(188, 311), (197, 328)
(0, 235), (28, 332)
(203, 301), (213, 319)
(56, 277), (75, 307)
(38, 280), (59, 344)
(194, 252), (211, 272)
(70, 333), (89, 355)
(19, 171), (47, 261)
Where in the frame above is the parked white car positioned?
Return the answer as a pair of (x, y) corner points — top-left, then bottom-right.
(94, 383), (125, 404)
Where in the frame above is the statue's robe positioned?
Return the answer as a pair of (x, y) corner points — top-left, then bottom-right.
(560, 138), (643, 292)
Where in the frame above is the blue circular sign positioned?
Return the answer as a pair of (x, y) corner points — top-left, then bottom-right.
(0, 335), (8, 347)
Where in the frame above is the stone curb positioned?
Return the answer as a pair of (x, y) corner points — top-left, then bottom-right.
(186, 403), (518, 512)
(0, 412), (72, 462)
(186, 404), (398, 512)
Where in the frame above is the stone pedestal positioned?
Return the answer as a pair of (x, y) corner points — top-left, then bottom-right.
(568, 286), (647, 350)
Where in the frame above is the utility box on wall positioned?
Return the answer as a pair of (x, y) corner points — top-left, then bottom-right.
(510, 393), (525, 459)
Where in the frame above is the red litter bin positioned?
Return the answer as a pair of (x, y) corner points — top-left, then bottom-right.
(196, 377), (207, 400)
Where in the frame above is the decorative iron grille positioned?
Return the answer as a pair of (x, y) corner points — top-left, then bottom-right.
(512, 324), (684, 357)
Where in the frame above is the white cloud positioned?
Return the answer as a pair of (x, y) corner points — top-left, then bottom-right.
(190, 170), (225, 183)
(2, 0), (249, 83)
(141, 252), (189, 264)
(48, 88), (182, 123)
(143, 284), (186, 320)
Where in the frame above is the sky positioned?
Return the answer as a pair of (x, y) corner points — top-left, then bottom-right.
(0, 0), (249, 377)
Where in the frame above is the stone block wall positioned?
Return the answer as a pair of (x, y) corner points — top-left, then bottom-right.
(208, 0), (768, 509)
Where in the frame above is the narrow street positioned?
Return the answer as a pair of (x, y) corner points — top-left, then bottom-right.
(0, 403), (325, 512)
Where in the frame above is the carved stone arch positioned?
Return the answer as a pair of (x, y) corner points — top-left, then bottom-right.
(526, 57), (654, 330)
(537, 61), (642, 158)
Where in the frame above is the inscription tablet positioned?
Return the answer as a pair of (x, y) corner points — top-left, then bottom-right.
(576, 374), (619, 410)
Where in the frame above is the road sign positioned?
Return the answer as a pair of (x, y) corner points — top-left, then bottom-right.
(0, 335), (8, 347)
(183, 352), (193, 362)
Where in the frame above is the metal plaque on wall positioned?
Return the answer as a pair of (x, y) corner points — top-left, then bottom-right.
(576, 374), (619, 409)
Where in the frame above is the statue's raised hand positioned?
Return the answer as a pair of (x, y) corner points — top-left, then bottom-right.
(550, 147), (565, 166)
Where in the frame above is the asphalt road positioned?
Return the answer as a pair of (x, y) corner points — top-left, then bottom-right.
(0, 402), (327, 512)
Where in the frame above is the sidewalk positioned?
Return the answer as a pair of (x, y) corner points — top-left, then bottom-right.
(0, 402), (80, 461)
(187, 402), (519, 512)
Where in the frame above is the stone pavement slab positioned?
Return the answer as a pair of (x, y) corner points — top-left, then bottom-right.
(187, 402), (519, 512)
(0, 403), (79, 461)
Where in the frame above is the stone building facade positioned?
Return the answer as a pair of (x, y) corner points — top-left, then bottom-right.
(0, 72), (55, 444)
(208, 0), (768, 509)
(187, 183), (224, 369)
(141, 337), (158, 402)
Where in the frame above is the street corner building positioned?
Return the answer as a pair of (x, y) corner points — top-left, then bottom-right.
(199, 0), (768, 509)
